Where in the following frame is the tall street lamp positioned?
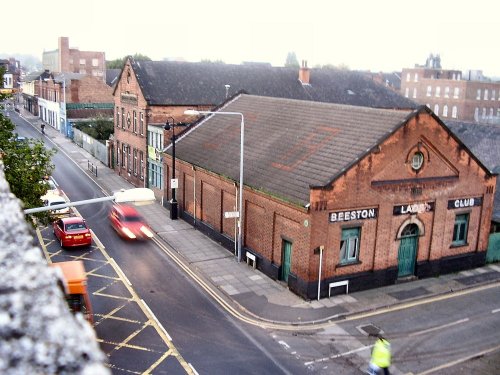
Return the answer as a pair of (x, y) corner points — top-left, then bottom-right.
(164, 117), (189, 220)
(184, 109), (244, 263)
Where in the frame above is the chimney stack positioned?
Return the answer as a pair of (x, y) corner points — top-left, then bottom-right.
(299, 60), (310, 85)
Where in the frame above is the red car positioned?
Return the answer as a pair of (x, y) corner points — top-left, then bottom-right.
(109, 204), (154, 240)
(53, 216), (92, 248)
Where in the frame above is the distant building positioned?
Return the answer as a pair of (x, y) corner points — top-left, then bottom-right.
(0, 58), (21, 94)
(42, 37), (106, 82)
(401, 54), (500, 124)
(21, 70), (113, 137)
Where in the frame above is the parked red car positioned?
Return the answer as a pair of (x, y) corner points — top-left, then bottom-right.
(53, 216), (92, 248)
(109, 204), (154, 240)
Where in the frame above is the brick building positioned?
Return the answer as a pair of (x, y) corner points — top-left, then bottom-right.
(164, 94), (496, 299)
(22, 71), (113, 136)
(401, 55), (500, 124)
(0, 58), (21, 95)
(112, 57), (417, 199)
(42, 37), (106, 82)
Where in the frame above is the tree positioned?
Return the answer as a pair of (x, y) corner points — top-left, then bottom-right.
(0, 117), (56, 221)
(284, 52), (300, 68)
(107, 53), (152, 69)
(0, 69), (56, 222)
(74, 116), (114, 142)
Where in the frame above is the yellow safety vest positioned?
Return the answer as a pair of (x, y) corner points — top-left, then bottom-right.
(371, 338), (391, 368)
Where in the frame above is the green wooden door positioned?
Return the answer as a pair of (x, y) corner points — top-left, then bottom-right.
(486, 232), (500, 263)
(398, 224), (419, 277)
(281, 240), (292, 282)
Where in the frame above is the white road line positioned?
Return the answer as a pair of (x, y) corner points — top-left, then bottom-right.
(492, 308), (500, 314)
(109, 258), (132, 286)
(142, 299), (172, 341)
(90, 229), (104, 248)
(409, 318), (469, 337)
(304, 345), (374, 366)
(416, 343), (500, 375)
(188, 363), (200, 375)
(278, 340), (290, 350)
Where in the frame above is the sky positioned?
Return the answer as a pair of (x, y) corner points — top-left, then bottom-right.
(3, 0), (500, 77)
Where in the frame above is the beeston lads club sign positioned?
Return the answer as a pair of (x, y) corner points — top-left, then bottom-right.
(329, 208), (378, 223)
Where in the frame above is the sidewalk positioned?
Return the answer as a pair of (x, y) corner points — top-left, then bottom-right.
(22, 110), (500, 326)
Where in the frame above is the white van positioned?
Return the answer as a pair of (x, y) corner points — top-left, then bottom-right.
(43, 193), (70, 215)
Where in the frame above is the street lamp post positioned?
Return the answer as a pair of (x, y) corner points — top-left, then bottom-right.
(163, 117), (189, 220)
(184, 109), (244, 262)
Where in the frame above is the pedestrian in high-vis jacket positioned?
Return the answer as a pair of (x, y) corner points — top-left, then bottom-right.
(368, 334), (391, 375)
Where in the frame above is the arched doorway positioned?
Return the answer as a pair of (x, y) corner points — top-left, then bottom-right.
(397, 223), (419, 277)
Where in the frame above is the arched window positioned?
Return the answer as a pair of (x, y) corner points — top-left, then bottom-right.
(401, 223), (419, 237)
(452, 106), (458, 118)
(443, 105), (448, 117)
(434, 104), (439, 116)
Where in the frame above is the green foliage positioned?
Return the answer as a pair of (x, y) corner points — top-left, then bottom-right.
(285, 52), (300, 68)
(200, 59), (225, 64)
(0, 112), (56, 223)
(107, 53), (152, 68)
(313, 63), (350, 70)
(74, 116), (114, 142)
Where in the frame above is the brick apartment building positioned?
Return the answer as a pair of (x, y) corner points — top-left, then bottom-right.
(22, 71), (113, 136)
(42, 37), (106, 82)
(401, 54), (500, 124)
(164, 94), (496, 299)
(112, 57), (417, 199)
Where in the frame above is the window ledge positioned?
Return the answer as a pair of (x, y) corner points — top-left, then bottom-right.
(336, 260), (361, 269)
(450, 242), (468, 249)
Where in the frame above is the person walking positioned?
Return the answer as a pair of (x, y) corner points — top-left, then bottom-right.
(41, 123), (45, 135)
(369, 334), (391, 375)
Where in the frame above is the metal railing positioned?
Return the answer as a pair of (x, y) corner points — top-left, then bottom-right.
(88, 160), (97, 177)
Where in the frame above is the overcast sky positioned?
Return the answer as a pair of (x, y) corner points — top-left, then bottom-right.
(4, 0), (500, 77)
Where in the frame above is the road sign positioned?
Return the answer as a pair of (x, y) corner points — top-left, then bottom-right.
(171, 178), (178, 189)
(224, 211), (240, 219)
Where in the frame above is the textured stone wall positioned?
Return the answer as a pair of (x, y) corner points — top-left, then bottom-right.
(0, 161), (109, 374)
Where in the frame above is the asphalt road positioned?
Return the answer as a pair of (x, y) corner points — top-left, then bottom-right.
(267, 282), (500, 374)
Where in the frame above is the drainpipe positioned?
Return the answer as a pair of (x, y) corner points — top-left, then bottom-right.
(317, 245), (324, 300)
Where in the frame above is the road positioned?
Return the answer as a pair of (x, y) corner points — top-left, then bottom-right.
(11, 111), (306, 374)
(267, 282), (500, 374)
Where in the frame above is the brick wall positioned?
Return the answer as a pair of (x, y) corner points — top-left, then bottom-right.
(74, 76), (113, 103)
